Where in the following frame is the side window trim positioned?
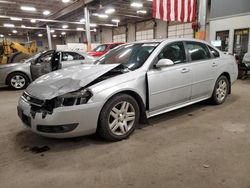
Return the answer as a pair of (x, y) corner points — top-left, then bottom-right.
(183, 41), (191, 63)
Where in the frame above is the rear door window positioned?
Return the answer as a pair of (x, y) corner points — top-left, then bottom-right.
(62, 52), (85, 61)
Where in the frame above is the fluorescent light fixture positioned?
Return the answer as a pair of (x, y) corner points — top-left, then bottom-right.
(92, 13), (99, 16)
(137, 10), (147, 14)
(105, 8), (115, 14)
(98, 14), (108, 18)
(90, 23), (97, 27)
(12, 30), (17, 34)
(147, 0), (153, 1)
(61, 32), (66, 35)
(43, 10), (51, 15)
(4, 23), (14, 27)
(77, 27), (84, 31)
(21, 6), (36, 12)
(10, 17), (22, 21)
(52, 34), (57, 38)
(80, 18), (85, 23)
(62, 0), (70, 3)
(21, 25), (26, 28)
(62, 25), (68, 29)
(38, 34), (43, 37)
(30, 19), (36, 23)
(112, 19), (120, 23)
(50, 30), (55, 33)
(131, 2), (143, 8)
(103, 24), (114, 27)
(8, 34), (11, 36)
(93, 28), (97, 32)
(0, 34), (4, 37)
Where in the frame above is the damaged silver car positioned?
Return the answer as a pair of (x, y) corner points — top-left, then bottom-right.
(17, 39), (238, 141)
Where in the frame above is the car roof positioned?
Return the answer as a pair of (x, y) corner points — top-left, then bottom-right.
(129, 38), (211, 45)
(103, 42), (125, 45)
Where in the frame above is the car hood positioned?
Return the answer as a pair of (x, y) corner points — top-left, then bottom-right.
(88, 51), (105, 57)
(0, 62), (29, 69)
(26, 64), (119, 100)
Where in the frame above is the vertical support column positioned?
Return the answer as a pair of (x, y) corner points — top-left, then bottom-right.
(84, 6), (91, 51)
(197, 0), (208, 40)
(46, 25), (52, 50)
(26, 32), (30, 42)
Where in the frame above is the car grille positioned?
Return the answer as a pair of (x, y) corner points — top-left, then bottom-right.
(22, 91), (45, 107)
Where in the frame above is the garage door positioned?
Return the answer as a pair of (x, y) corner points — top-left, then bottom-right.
(168, 23), (194, 39)
(136, 20), (154, 41)
(113, 26), (126, 42)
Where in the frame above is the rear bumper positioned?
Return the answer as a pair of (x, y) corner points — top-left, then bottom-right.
(17, 97), (102, 138)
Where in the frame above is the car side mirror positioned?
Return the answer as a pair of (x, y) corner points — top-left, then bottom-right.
(155, 59), (174, 68)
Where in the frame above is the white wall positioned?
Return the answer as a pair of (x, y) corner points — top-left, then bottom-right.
(127, 23), (135, 42)
(66, 33), (81, 43)
(155, 19), (168, 39)
(101, 28), (112, 43)
(209, 14), (250, 53)
(100, 20), (168, 43)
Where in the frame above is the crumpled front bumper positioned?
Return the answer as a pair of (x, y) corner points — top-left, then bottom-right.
(17, 97), (102, 138)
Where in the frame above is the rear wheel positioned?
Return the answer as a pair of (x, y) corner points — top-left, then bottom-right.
(7, 72), (29, 90)
(97, 94), (139, 141)
(211, 76), (229, 105)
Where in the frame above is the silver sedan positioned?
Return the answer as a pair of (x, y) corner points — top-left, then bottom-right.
(17, 39), (238, 141)
(0, 50), (95, 90)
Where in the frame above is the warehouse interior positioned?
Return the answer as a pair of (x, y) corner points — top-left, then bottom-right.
(0, 0), (250, 187)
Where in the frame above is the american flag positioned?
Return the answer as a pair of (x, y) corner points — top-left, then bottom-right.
(152, 0), (197, 22)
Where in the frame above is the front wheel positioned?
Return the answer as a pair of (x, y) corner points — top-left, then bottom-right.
(97, 94), (140, 141)
(211, 75), (229, 105)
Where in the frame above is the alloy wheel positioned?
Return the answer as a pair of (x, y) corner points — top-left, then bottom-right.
(10, 75), (26, 89)
(216, 79), (227, 103)
(108, 101), (136, 136)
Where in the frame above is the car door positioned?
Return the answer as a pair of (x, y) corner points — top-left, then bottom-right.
(147, 42), (192, 113)
(185, 41), (216, 100)
(61, 52), (85, 68)
(30, 50), (54, 80)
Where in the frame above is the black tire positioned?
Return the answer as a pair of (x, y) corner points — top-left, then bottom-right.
(6, 72), (29, 90)
(210, 75), (229, 105)
(97, 94), (140, 141)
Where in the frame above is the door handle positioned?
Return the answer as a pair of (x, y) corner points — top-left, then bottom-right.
(212, 62), (218, 67)
(181, 68), (190, 73)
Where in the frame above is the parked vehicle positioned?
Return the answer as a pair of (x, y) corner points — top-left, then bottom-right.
(87, 42), (124, 57)
(238, 52), (250, 79)
(0, 50), (95, 90)
(17, 39), (238, 141)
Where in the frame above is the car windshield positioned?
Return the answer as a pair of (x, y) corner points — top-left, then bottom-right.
(78, 52), (96, 60)
(95, 43), (159, 70)
(24, 52), (42, 63)
(93, 44), (108, 52)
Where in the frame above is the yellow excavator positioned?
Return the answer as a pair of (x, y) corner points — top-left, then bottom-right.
(0, 39), (38, 64)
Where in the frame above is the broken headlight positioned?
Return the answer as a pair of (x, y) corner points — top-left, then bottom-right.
(54, 89), (92, 108)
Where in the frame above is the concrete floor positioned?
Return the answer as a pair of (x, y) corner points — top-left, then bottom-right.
(0, 80), (250, 188)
